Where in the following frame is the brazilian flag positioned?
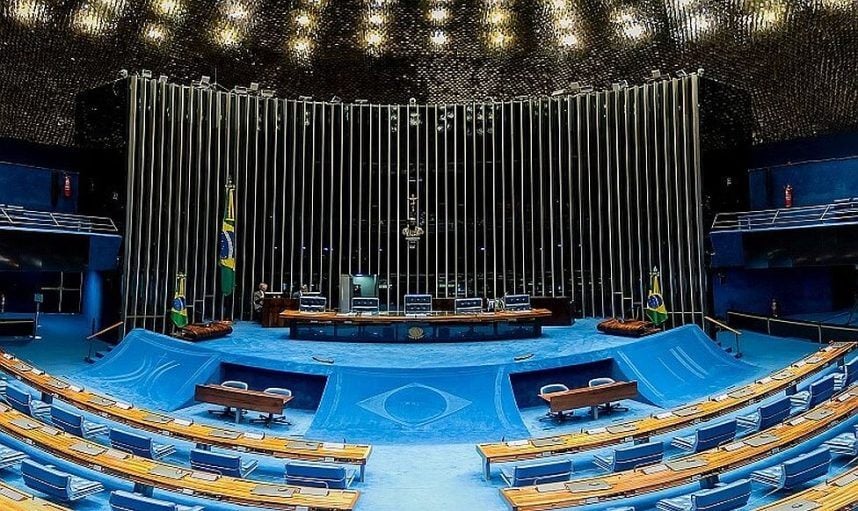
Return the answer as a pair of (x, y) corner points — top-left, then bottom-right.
(170, 273), (188, 328)
(219, 184), (236, 295)
(645, 267), (669, 326)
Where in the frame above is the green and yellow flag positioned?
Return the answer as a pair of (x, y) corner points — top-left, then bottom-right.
(219, 184), (236, 295)
(170, 273), (188, 328)
(645, 267), (669, 326)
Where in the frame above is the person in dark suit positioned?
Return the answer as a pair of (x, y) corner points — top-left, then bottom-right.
(253, 282), (268, 321)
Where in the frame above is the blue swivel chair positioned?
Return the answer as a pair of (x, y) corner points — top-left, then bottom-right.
(671, 419), (738, 453)
(498, 459), (573, 488)
(109, 490), (204, 511)
(208, 380), (249, 418)
(790, 374), (835, 411)
(834, 358), (857, 391)
(21, 459), (104, 502)
(109, 429), (176, 460)
(750, 446), (831, 490)
(284, 461), (358, 489)
(50, 405), (108, 439)
(824, 424), (858, 457)
(589, 377), (629, 415)
(190, 449), (258, 478)
(249, 387), (292, 427)
(594, 441), (664, 473)
(5, 385), (50, 419)
(736, 395), (792, 432)
(656, 479), (751, 511)
(539, 383), (570, 420)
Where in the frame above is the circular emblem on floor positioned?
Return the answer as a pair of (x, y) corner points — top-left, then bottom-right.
(408, 326), (425, 340)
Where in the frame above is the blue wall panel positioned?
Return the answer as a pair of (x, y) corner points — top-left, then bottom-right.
(0, 162), (78, 212)
(712, 267), (834, 317)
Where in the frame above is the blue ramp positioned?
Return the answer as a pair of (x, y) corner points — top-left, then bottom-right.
(73, 329), (222, 410)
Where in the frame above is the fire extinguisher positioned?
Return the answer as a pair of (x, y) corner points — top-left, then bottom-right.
(784, 184), (793, 209)
(771, 298), (780, 318)
(63, 174), (72, 198)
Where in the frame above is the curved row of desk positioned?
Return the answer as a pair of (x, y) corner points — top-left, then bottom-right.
(0, 480), (68, 511)
(477, 341), (855, 478)
(501, 386), (858, 511)
(757, 464), (858, 511)
(0, 401), (360, 510)
(0, 350), (371, 473)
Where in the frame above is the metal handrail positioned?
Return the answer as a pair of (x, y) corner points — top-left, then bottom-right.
(0, 205), (117, 234)
(726, 310), (858, 344)
(704, 315), (742, 357)
(712, 199), (858, 233)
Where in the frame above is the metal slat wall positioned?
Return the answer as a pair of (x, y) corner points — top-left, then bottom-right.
(122, 73), (706, 332)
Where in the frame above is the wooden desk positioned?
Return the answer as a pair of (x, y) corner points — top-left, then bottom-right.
(0, 480), (70, 511)
(262, 296), (297, 327)
(539, 381), (638, 419)
(477, 342), (855, 479)
(195, 384), (293, 423)
(0, 402), (360, 511)
(0, 351), (371, 478)
(756, 464), (858, 511)
(502, 387), (858, 511)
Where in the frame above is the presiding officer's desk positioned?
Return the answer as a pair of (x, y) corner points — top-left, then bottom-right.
(0, 480), (70, 511)
(195, 384), (293, 423)
(478, 342), (855, 479)
(756, 464), (858, 511)
(0, 350), (372, 479)
(540, 380), (638, 419)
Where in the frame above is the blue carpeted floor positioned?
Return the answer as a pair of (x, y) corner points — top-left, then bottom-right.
(0, 314), (851, 511)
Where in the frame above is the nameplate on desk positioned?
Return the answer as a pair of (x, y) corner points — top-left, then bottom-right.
(721, 442), (744, 452)
(641, 464), (668, 475)
(299, 487), (330, 497)
(757, 377), (773, 385)
(209, 429), (241, 440)
(805, 408), (834, 421)
(764, 500), (820, 511)
(837, 393), (853, 402)
(505, 439), (529, 447)
(149, 466), (190, 480)
(606, 423), (637, 434)
(712, 394), (729, 402)
(173, 418), (192, 427)
(565, 480), (612, 492)
(666, 457), (707, 471)
(832, 470), (858, 487)
(39, 426), (61, 436)
(744, 433), (779, 447)
(31, 369), (43, 376)
(46, 378), (68, 389)
(70, 442), (106, 456)
(673, 406), (701, 417)
(535, 482), (568, 492)
(251, 485), (296, 498)
(792, 361), (807, 368)
(585, 427), (607, 435)
(531, 437), (565, 447)
(322, 442), (346, 450)
(654, 412), (675, 420)
(244, 432), (264, 440)
(288, 441), (320, 450)
(1, 354), (12, 360)
(69, 385), (83, 392)
(105, 449), (129, 460)
(10, 418), (39, 430)
(12, 363), (29, 372)
(0, 485), (26, 501)
(143, 414), (172, 424)
(772, 371), (794, 380)
(728, 388), (755, 399)
(190, 471), (220, 482)
(115, 402), (132, 410)
(806, 356), (822, 364)
(88, 395), (115, 407)
(788, 417), (806, 426)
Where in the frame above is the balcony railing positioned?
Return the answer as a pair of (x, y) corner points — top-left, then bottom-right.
(0, 205), (118, 234)
(711, 198), (858, 232)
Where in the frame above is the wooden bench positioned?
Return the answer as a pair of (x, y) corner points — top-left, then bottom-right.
(540, 380), (638, 420)
(195, 384), (292, 423)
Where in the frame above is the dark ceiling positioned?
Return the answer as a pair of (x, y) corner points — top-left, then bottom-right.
(0, 0), (856, 147)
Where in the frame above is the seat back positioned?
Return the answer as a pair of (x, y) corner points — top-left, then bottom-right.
(781, 447), (831, 489)
(21, 460), (71, 500)
(540, 384), (568, 395)
(6, 385), (34, 415)
(503, 294), (532, 311)
(511, 459), (572, 487)
(221, 380), (248, 391)
(109, 490), (179, 511)
(757, 396), (792, 430)
(844, 358), (858, 388)
(352, 297), (380, 313)
(403, 294), (432, 314)
(50, 406), (85, 437)
(285, 461), (349, 489)
(454, 297), (483, 314)
(109, 429), (154, 458)
(612, 441), (664, 472)
(190, 449), (243, 478)
(589, 377), (615, 387)
(690, 478), (751, 511)
(807, 374), (836, 408)
(695, 419), (737, 451)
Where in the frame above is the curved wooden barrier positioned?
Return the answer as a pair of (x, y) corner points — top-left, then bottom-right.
(0, 481), (70, 511)
(0, 350), (371, 479)
(756, 464), (858, 511)
(478, 342), (855, 478)
(0, 402), (359, 510)
(501, 386), (858, 511)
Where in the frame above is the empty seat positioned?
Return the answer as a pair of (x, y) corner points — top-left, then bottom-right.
(284, 461), (357, 489)
(499, 459), (573, 487)
(109, 490), (204, 511)
(656, 478), (751, 511)
(539, 383), (570, 419)
(823, 424), (858, 457)
(589, 377), (629, 416)
(834, 358), (857, 391)
(250, 387), (292, 427)
(671, 419), (738, 453)
(190, 449), (258, 479)
(594, 441), (664, 473)
(208, 380), (248, 418)
(21, 459), (104, 502)
(5, 385), (50, 419)
(109, 428), (176, 460)
(751, 446), (831, 490)
(50, 405), (108, 439)
(736, 395), (792, 432)
(0, 445), (28, 470)
(790, 374), (835, 411)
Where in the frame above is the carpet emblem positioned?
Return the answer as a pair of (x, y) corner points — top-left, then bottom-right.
(357, 383), (471, 427)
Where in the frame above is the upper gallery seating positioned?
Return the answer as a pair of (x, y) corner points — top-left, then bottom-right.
(0, 350), (371, 479)
(499, 386), (857, 511)
(0, 401), (361, 510)
(755, 464), (858, 511)
(477, 342), (854, 478)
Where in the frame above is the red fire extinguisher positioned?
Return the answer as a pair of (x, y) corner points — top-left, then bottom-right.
(63, 174), (72, 198)
(784, 184), (793, 208)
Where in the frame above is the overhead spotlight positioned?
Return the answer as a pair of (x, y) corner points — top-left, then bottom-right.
(154, 0), (181, 17)
(143, 22), (168, 43)
(560, 33), (579, 47)
(214, 23), (241, 47)
(224, 0), (249, 21)
(365, 29), (384, 47)
(9, 0), (49, 25)
(141, 69), (153, 78)
(367, 12), (385, 25)
(430, 30), (448, 47)
(429, 7), (448, 23)
(488, 30), (511, 48)
(291, 37), (312, 55)
(294, 11), (312, 27)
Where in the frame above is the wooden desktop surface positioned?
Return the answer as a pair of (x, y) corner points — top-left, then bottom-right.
(0, 481), (70, 511)
(195, 384), (293, 415)
(0, 402), (360, 511)
(477, 342), (855, 468)
(539, 381), (638, 413)
(756, 464), (858, 511)
(502, 387), (858, 511)
(279, 308), (553, 324)
(0, 351), (372, 466)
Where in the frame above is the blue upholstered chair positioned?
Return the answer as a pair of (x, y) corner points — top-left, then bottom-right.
(21, 459), (104, 502)
(593, 441), (664, 473)
(736, 395), (792, 432)
(208, 380), (249, 418)
(0, 445), (28, 470)
(750, 446), (831, 490)
(284, 461), (357, 489)
(671, 419), (737, 453)
(790, 374), (835, 411)
(656, 479), (751, 511)
(589, 377), (629, 415)
(5, 385), (50, 419)
(109, 490), (204, 511)
(190, 449), (258, 478)
(834, 358), (857, 392)
(823, 424), (858, 457)
(109, 429), (175, 460)
(249, 387), (292, 427)
(50, 405), (108, 439)
(498, 459), (573, 487)
(539, 383), (570, 419)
